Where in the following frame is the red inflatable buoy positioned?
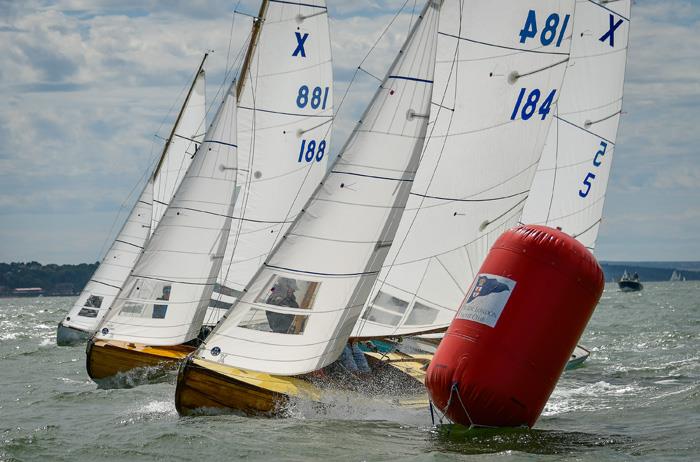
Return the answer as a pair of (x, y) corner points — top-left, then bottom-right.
(425, 225), (604, 428)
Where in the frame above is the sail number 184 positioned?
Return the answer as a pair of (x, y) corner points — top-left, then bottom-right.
(511, 88), (556, 121)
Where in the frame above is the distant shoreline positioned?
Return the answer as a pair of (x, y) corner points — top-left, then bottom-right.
(1, 261), (698, 298)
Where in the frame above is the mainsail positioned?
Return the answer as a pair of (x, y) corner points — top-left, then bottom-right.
(208, 0), (333, 318)
(196, 0), (441, 375)
(94, 82), (238, 346)
(521, 0), (630, 250)
(60, 59), (207, 337)
(352, 0), (576, 339)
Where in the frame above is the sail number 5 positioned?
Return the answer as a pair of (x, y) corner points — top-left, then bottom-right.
(579, 141), (608, 198)
(511, 88), (556, 121)
(519, 10), (571, 47)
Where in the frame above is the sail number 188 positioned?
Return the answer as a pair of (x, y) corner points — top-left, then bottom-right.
(298, 139), (326, 163)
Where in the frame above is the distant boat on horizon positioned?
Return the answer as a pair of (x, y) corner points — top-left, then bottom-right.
(619, 270), (643, 292)
(670, 270), (686, 282)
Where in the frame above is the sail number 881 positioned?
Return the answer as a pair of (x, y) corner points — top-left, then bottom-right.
(296, 85), (330, 110)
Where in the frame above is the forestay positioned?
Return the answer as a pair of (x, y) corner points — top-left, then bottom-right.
(521, 0), (630, 250)
(208, 0), (333, 318)
(95, 85), (238, 346)
(352, 0), (576, 339)
(197, 0), (440, 375)
(62, 65), (207, 336)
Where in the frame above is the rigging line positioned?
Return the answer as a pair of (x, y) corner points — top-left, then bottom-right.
(265, 263), (380, 278)
(586, 0), (630, 22)
(268, 0), (327, 9)
(559, 96), (622, 118)
(410, 189), (529, 203)
(587, 109), (622, 127)
(554, 115), (616, 146)
(285, 232), (388, 245)
(173, 133), (202, 145)
(238, 105), (332, 118)
(438, 31), (569, 56)
(431, 101), (454, 112)
(114, 239), (144, 250)
(89, 279), (122, 290)
(545, 111), (560, 223)
(298, 117), (333, 135)
(331, 170), (415, 182)
(573, 218), (602, 239)
(480, 196), (529, 233)
(512, 57), (569, 80)
(127, 273), (215, 287)
(358, 66), (382, 82)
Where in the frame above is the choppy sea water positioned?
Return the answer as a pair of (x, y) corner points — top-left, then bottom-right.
(1, 282), (697, 461)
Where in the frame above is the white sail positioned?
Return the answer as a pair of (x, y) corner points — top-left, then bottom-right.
(61, 181), (153, 334)
(61, 63), (208, 336)
(352, 0), (576, 339)
(197, 0), (441, 375)
(208, 0), (333, 319)
(95, 84), (238, 346)
(521, 1), (630, 250)
(152, 69), (207, 231)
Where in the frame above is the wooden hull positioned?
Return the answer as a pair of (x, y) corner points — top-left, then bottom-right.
(175, 351), (431, 416)
(86, 339), (194, 383)
(175, 357), (320, 416)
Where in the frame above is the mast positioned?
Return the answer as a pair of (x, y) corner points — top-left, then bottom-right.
(152, 52), (208, 181)
(236, 0), (269, 99)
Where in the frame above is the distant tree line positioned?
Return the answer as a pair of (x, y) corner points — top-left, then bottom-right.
(0, 261), (98, 296)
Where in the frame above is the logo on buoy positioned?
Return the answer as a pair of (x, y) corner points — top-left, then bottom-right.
(457, 274), (516, 327)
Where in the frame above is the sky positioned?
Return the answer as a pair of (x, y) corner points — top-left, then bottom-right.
(0, 0), (698, 264)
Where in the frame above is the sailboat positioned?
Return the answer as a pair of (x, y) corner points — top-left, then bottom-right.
(670, 270), (684, 282)
(175, 0), (440, 415)
(355, 0), (630, 374)
(618, 269), (642, 291)
(351, 0), (577, 348)
(175, 0), (582, 416)
(56, 55), (208, 346)
(85, 82), (239, 382)
(203, 0), (333, 329)
(85, 0), (334, 383)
